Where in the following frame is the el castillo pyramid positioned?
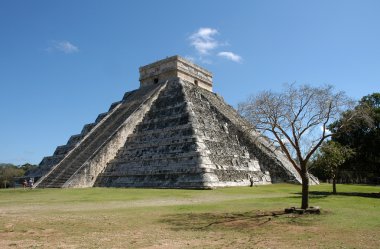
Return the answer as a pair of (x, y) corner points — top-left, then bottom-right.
(32, 55), (307, 189)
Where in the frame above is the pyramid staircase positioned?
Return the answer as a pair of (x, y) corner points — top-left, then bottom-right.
(34, 83), (166, 188)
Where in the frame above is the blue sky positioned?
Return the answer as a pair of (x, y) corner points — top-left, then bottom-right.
(1, 0), (379, 165)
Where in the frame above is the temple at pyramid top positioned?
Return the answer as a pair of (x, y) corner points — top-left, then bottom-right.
(139, 55), (213, 91)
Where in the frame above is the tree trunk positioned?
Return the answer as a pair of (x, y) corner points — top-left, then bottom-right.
(332, 177), (337, 194)
(300, 164), (309, 209)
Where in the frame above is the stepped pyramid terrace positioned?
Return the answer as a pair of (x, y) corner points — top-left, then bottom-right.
(31, 55), (313, 189)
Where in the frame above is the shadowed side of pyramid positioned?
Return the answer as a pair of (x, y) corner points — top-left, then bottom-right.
(187, 82), (304, 185)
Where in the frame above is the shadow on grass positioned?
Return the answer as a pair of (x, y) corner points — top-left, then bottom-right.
(310, 191), (380, 199)
(292, 191), (380, 199)
(161, 210), (304, 231)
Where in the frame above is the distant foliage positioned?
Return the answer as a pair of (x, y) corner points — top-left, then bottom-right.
(311, 141), (355, 193)
(328, 93), (380, 183)
(0, 163), (38, 188)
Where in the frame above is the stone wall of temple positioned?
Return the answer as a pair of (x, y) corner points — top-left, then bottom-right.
(139, 55), (213, 91)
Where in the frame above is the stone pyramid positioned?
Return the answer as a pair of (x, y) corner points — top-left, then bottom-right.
(33, 56), (305, 189)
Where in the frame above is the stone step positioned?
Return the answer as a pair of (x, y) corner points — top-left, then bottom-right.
(95, 112), (108, 123)
(112, 150), (200, 162)
(140, 112), (188, 124)
(135, 116), (189, 132)
(127, 124), (193, 140)
(67, 134), (84, 146)
(121, 136), (197, 149)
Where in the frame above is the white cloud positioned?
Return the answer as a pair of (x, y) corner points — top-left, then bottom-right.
(187, 28), (243, 64)
(47, 40), (79, 54)
(217, 51), (242, 62)
(319, 125), (331, 134)
(189, 28), (219, 54)
(281, 138), (290, 144)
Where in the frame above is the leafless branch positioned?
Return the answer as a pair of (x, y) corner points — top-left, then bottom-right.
(239, 84), (353, 169)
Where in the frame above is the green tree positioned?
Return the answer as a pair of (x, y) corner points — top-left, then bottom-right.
(313, 141), (355, 194)
(329, 93), (380, 183)
(0, 164), (24, 188)
(20, 163), (38, 176)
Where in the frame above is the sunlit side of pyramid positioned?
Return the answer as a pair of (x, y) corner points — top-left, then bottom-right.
(33, 56), (305, 188)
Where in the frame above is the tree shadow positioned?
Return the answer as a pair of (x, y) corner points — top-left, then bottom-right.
(309, 191), (380, 199)
(161, 210), (300, 231)
(292, 191), (380, 199)
(289, 193), (330, 199)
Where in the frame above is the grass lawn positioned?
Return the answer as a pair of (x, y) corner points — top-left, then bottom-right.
(0, 183), (379, 248)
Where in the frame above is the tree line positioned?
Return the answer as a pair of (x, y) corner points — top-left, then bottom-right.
(0, 163), (38, 188)
(311, 93), (380, 186)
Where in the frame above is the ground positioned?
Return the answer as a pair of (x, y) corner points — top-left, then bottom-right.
(0, 184), (379, 248)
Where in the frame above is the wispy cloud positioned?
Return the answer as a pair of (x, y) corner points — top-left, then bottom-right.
(46, 40), (79, 54)
(217, 51), (242, 63)
(189, 28), (219, 55)
(319, 125), (331, 134)
(187, 27), (242, 64)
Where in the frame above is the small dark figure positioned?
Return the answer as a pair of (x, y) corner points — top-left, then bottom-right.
(28, 178), (34, 188)
(249, 176), (254, 187)
(23, 179), (27, 189)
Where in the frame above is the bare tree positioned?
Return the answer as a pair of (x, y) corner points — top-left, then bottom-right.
(239, 84), (353, 209)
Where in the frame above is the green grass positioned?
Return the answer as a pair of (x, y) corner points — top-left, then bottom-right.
(0, 184), (379, 248)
